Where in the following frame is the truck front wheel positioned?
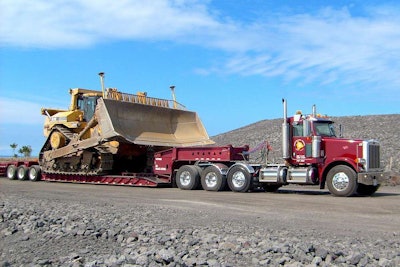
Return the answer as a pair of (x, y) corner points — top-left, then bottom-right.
(201, 165), (226, 191)
(326, 165), (358, 197)
(227, 165), (252, 192)
(176, 165), (201, 190)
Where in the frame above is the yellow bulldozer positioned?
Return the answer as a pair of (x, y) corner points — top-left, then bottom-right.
(39, 73), (214, 175)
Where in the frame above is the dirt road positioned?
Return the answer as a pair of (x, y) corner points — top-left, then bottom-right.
(2, 179), (399, 237)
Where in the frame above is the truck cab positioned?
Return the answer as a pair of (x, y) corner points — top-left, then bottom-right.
(253, 100), (386, 196)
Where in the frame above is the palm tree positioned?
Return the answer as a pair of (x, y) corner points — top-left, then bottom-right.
(10, 143), (18, 158)
(18, 145), (32, 158)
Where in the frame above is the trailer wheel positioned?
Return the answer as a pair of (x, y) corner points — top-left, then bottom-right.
(357, 184), (380, 196)
(6, 165), (17, 180)
(176, 165), (200, 190)
(227, 165), (252, 192)
(28, 165), (42, 181)
(201, 165), (226, 191)
(326, 165), (358, 197)
(17, 165), (29, 181)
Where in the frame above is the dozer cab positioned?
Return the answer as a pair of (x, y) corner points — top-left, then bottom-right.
(39, 73), (214, 175)
(42, 88), (103, 147)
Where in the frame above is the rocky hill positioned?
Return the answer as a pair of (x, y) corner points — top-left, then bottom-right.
(212, 114), (400, 174)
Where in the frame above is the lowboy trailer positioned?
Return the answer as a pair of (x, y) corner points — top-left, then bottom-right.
(1, 145), (248, 189)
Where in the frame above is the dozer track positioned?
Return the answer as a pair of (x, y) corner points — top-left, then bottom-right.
(39, 125), (114, 176)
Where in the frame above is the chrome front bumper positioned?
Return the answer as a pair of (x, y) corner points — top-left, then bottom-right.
(357, 171), (388, 185)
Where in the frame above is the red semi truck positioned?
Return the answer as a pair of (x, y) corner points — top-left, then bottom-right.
(1, 99), (386, 197)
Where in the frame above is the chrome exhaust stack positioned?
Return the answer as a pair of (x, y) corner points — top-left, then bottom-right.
(282, 99), (290, 159)
(312, 104), (316, 117)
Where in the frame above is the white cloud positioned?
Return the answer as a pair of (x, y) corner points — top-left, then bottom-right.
(0, 97), (43, 124)
(1, 1), (400, 88)
(0, 0), (220, 48)
(217, 6), (400, 88)
(0, 0), (266, 51)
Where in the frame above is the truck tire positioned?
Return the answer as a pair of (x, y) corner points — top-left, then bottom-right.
(6, 165), (17, 180)
(176, 165), (200, 190)
(357, 184), (380, 196)
(201, 165), (226, 191)
(326, 165), (358, 197)
(17, 165), (29, 181)
(28, 165), (42, 181)
(227, 165), (252, 192)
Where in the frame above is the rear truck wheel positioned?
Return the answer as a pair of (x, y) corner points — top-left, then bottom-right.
(201, 165), (227, 191)
(6, 165), (17, 180)
(357, 184), (380, 196)
(326, 165), (358, 197)
(227, 165), (252, 192)
(17, 165), (29, 181)
(28, 165), (42, 181)
(263, 184), (282, 192)
(176, 165), (201, 190)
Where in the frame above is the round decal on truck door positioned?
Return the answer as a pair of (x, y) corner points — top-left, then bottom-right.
(294, 139), (305, 151)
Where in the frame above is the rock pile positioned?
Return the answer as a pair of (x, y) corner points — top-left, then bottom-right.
(1, 195), (399, 266)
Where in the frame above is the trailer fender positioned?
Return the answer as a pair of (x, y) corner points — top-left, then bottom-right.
(227, 163), (255, 175)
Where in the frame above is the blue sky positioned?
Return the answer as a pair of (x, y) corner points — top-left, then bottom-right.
(0, 0), (399, 157)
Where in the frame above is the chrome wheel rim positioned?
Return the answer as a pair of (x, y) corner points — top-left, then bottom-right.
(17, 168), (25, 179)
(7, 167), (14, 178)
(179, 171), (191, 186)
(29, 168), (37, 180)
(205, 172), (218, 188)
(232, 171), (245, 188)
(332, 172), (349, 191)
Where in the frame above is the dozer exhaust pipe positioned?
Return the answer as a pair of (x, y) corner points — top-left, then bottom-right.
(99, 72), (106, 98)
(170, 85), (177, 109)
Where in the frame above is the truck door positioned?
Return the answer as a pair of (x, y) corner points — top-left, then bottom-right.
(291, 122), (312, 163)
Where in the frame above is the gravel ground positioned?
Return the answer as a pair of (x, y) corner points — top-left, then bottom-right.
(1, 184), (400, 267)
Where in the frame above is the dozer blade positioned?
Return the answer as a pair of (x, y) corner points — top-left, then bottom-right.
(97, 98), (215, 147)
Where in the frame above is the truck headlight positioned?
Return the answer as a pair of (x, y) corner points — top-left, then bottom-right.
(356, 158), (366, 165)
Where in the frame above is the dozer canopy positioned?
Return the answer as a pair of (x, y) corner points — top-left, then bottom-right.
(97, 98), (215, 147)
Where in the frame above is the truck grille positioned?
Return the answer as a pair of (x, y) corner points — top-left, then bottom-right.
(364, 140), (380, 171)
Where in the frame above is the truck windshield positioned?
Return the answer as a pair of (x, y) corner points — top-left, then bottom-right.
(314, 122), (336, 137)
